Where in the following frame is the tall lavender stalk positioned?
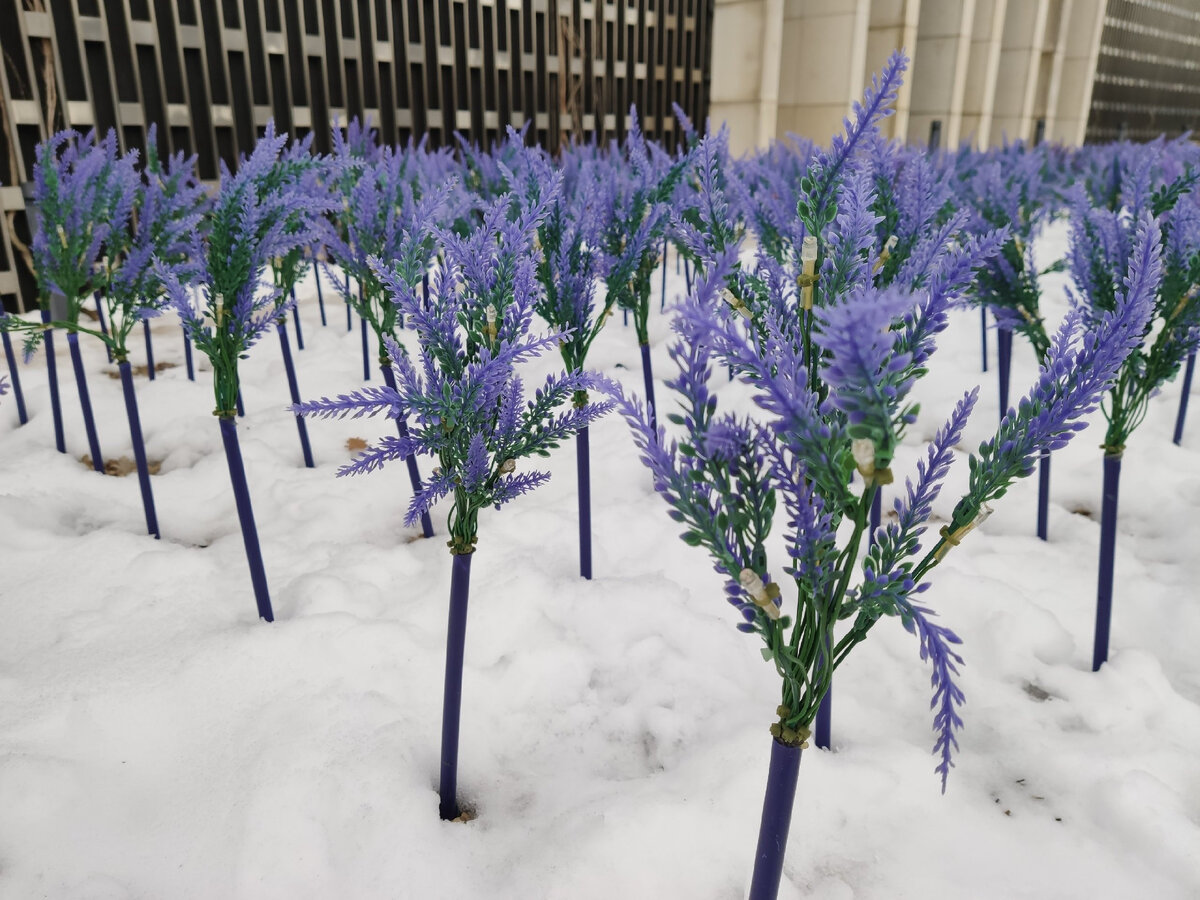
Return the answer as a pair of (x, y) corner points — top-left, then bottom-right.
(268, 152), (330, 468)
(6, 133), (139, 467)
(298, 190), (610, 819)
(1068, 160), (1198, 669)
(519, 142), (614, 578)
(321, 137), (447, 537)
(614, 53), (1153, 900)
(96, 130), (206, 536)
(958, 148), (1056, 538)
(164, 122), (331, 618)
(598, 108), (685, 431)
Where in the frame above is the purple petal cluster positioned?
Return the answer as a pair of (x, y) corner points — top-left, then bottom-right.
(297, 191), (611, 548)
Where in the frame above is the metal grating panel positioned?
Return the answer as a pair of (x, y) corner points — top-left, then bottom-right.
(0, 0), (712, 312)
(1086, 0), (1200, 143)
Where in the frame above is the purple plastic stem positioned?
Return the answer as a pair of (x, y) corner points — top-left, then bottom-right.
(1, 321), (28, 425)
(996, 325), (1012, 421)
(182, 324), (195, 381)
(236, 389), (245, 418)
(422, 272), (430, 309)
(93, 292), (113, 363)
(218, 416), (274, 622)
(118, 361), (160, 538)
(290, 288), (305, 350)
(143, 318), (156, 381)
(814, 682), (831, 750)
(980, 308), (988, 372)
(1173, 351), (1195, 446)
(361, 316), (371, 381)
(67, 332), (104, 473)
(747, 738), (802, 900)
(577, 425), (593, 579)
(439, 550), (474, 820)
(1092, 453), (1121, 672)
(345, 272), (353, 331)
(380, 363), (435, 537)
(41, 308), (65, 452)
(314, 256), (328, 326)
(623, 308), (628, 327)
(660, 239), (668, 311)
(277, 320), (315, 468)
(1036, 450), (1051, 541)
(683, 256), (693, 294)
(640, 342), (657, 432)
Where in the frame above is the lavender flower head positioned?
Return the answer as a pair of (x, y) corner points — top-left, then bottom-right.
(30, 128), (138, 310)
(297, 189), (612, 554)
(100, 125), (208, 361)
(162, 121), (334, 415)
(613, 54), (1155, 789)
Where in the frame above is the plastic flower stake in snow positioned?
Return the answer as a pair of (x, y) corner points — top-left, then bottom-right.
(296, 190), (611, 820)
(1068, 163), (1196, 670)
(598, 107), (686, 431)
(957, 145), (1058, 538)
(267, 135), (329, 470)
(3, 129), (138, 471)
(163, 122), (331, 622)
(614, 52), (1153, 900)
(322, 133), (449, 538)
(101, 129), (208, 537)
(515, 142), (615, 579)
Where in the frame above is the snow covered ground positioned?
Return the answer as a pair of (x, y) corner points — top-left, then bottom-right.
(1, 223), (1199, 899)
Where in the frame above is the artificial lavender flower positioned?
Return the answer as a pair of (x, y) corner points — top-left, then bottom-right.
(1070, 176), (1198, 452)
(101, 126), (208, 362)
(267, 133), (331, 306)
(596, 108), (686, 350)
(616, 50), (1154, 807)
(5, 129), (138, 361)
(295, 183), (612, 824)
(297, 189), (612, 552)
(947, 211), (1161, 533)
(163, 121), (333, 416)
(957, 145), (1057, 358)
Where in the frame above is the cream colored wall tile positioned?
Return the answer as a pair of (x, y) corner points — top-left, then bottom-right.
(710, 0), (768, 104)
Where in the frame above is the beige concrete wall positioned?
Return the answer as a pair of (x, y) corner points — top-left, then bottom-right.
(990, 0), (1048, 144)
(776, 0), (871, 142)
(708, 0), (781, 155)
(863, 0), (921, 140)
(1046, 0), (1104, 145)
(906, 0), (975, 147)
(706, 0), (1100, 152)
(959, 0), (1007, 147)
(1031, 0), (1069, 141)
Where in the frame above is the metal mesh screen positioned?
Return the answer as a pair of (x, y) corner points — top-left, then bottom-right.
(1086, 0), (1200, 143)
(0, 0), (713, 312)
